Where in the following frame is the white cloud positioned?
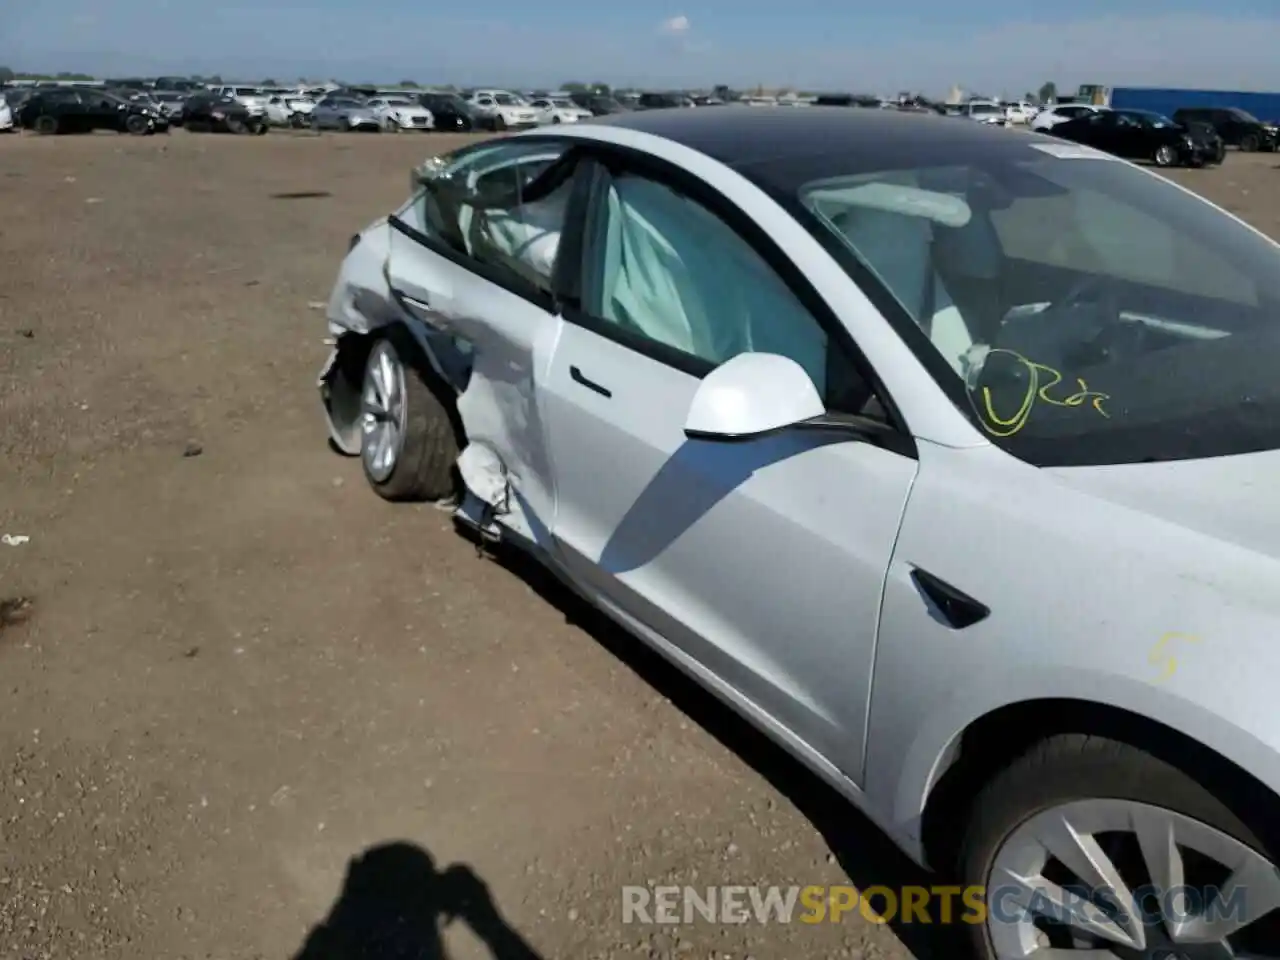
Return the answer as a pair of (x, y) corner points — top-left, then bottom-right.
(659, 15), (690, 36)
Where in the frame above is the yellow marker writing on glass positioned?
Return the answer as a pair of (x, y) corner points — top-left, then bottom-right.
(973, 349), (1110, 438)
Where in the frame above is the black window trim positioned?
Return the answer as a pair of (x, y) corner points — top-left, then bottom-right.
(387, 135), (585, 316)
(559, 140), (916, 458)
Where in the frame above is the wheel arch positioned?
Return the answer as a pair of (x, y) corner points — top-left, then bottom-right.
(321, 320), (469, 458)
(918, 697), (1280, 874)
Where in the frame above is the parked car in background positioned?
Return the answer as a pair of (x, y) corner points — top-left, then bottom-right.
(1051, 108), (1221, 167)
(211, 85), (269, 117)
(960, 100), (1007, 125)
(153, 77), (203, 93)
(1179, 119), (1228, 164)
(417, 92), (475, 131)
(322, 109), (1280, 960)
(1171, 106), (1278, 152)
(149, 90), (189, 124)
(636, 91), (694, 110)
(465, 90), (539, 130)
(367, 96), (434, 132)
(16, 87), (164, 135)
(1003, 100), (1035, 123)
(0, 96), (12, 132)
(1030, 102), (1105, 131)
(527, 95), (593, 124)
(569, 92), (629, 115)
(310, 96), (381, 132)
(181, 93), (269, 134)
(263, 94), (313, 127)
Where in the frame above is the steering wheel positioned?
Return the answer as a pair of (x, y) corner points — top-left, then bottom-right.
(1047, 273), (1148, 367)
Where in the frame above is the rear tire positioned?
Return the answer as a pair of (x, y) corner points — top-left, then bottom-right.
(359, 329), (460, 502)
(34, 115), (58, 135)
(1241, 133), (1261, 152)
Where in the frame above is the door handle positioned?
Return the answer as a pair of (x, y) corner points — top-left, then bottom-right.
(570, 365), (612, 398)
(393, 289), (431, 311)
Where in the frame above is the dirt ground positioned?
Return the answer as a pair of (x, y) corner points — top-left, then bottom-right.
(1, 127), (1277, 960)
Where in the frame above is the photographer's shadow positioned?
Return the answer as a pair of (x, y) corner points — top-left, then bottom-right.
(292, 841), (544, 960)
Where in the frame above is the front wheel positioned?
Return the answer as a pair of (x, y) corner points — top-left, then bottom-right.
(493, 115), (506, 131)
(125, 115), (151, 135)
(339, 117), (351, 132)
(1153, 144), (1176, 167)
(359, 331), (461, 502)
(960, 735), (1280, 960)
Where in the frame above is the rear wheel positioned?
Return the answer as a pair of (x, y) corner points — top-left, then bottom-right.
(359, 330), (460, 502)
(960, 735), (1280, 960)
(33, 114), (58, 135)
(1241, 133), (1261, 152)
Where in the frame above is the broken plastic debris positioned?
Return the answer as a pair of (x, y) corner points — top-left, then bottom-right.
(308, 301), (326, 310)
(1, 534), (30, 546)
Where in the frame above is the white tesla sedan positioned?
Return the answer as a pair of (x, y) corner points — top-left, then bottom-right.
(319, 108), (1280, 959)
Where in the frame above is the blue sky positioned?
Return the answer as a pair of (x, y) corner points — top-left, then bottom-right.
(3, 1), (1280, 96)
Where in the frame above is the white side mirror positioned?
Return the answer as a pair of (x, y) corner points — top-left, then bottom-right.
(684, 353), (825, 441)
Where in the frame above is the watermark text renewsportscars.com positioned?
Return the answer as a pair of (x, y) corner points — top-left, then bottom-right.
(621, 883), (1252, 926)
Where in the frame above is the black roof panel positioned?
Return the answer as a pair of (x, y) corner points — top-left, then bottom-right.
(583, 106), (1025, 169)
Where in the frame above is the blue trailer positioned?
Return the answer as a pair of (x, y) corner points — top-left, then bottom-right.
(1107, 87), (1280, 123)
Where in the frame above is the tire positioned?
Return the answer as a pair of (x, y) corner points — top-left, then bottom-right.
(34, 115), (58, 135)
(1154, 144), (1176, 167)
(125, 115), (151, 136)
(359, 330), (460, 502)
(959, 735), (1277, 959)
(1241, 133), (1260, 152)
(339, 117), (351, 132)
(493, 115), (506, 131)
(253, 119), (268, 135)
(226, 117), (246, 135)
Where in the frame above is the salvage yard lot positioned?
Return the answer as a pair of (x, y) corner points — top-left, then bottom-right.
(2, 130), (1278, 960)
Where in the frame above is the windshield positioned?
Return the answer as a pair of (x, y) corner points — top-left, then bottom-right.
(1127, 109), (1174, 127)
(493, 93), (522, 105)
(772, 143), (1280, 466)
(385, 98), (413, 106)
(551, 98), (575, 108)
(1229, 107), (1261, 123)
(970, 103), (1000, 115)
(234, 87), (261, 96)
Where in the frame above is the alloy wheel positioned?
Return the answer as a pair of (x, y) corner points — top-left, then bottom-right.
(986, 798), (1280, 958)
(360, 341), (407, 483)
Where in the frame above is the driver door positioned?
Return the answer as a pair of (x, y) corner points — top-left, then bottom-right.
(541, 158), (918, 780)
